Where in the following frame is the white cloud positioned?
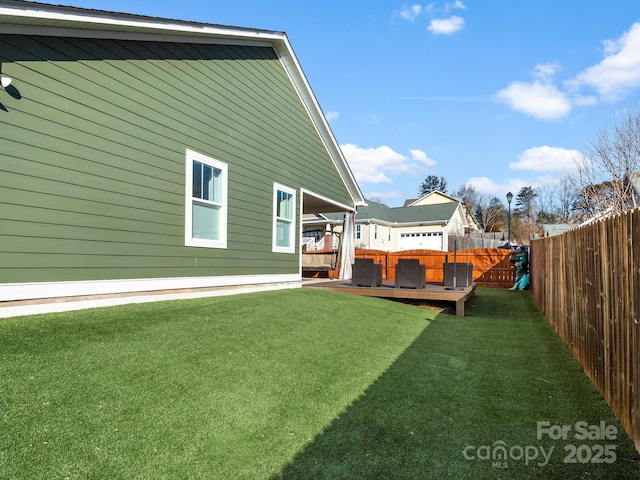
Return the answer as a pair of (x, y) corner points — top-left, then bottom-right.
(467, 174), (585, 203)
(509, 146), (583, 173)
(496, 60), (573, 120)
(532, 62), (560, 81)
(572, 94), (598, 107)
(400, 4), (422, 21)
(340, 144), (436, 184)
(497, 22), (640, 120)
(494, 80), (572, 120)
(466, 152), (586, 201)
(465, 176), (496, 194)
(364, 190), (405, 202)
(409, 148), (437, 166)
(466, 177), (524, 198)
(428, 16), (464, 35)
(325, 110), (340, 122)
(444, 0), (466, 12)
(568, 22), (640, 101)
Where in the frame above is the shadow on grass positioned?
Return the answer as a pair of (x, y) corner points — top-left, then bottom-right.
(273, 288), (640, 480)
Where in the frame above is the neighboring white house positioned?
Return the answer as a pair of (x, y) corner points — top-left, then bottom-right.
(303, 191), (474, 252)
(543, 224), (572, 237)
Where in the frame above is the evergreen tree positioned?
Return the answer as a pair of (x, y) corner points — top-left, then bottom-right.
(418, 175), (448, 196)
(473, 205), (484, 229)
(515, 186), (537, 222)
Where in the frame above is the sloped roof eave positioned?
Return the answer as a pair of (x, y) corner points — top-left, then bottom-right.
(356, 219), (450, 227)
(393, 220), (450, 227)
(0, 0), (366, 208)
(273, 38), (365, 208)
(456, 203), (470, 228)
(407, 190), (460, 206)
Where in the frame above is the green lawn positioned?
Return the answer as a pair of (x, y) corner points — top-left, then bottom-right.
(1, 287), (638, 479)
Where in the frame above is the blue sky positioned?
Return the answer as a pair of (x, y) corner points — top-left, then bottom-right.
(57, 1), (640, 206)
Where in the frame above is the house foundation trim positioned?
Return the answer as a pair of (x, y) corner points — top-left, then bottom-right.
(0, 274), (300, 318)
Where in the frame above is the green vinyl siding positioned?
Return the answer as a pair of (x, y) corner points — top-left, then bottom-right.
(0, 34), (353, 283)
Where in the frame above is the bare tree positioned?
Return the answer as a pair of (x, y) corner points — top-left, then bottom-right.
(534, 185), (556, 220)
(454, 184), (482, 229)
(572, 109), (640, 219)
(455, 184), (481, 212)
(534, 180), (580, 224)
(365, 195), (386, 205)
(555, 176), (580, 223)
(474, 195), (505, 232)
(510, 216), (543, 244)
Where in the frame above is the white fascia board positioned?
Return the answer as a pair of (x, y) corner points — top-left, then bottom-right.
(300, 188), (355, 213)
(0, 274), (300, 303)
(303, 213), (330, 222)
(359, 218), (395, 227)
(424, 191), (460, 204)
(0, 276), (301, 319)
(0, 22), (274, 47)
(393, 220), (448, 227)
(456, 203), (470, 227)
(302, 218), (342, 227)
(359, 219), (447, 228)
(0, 4), (283, 42)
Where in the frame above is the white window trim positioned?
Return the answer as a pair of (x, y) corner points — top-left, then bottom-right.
(185, 149), (228, 249)
(272, 183), (296, 254)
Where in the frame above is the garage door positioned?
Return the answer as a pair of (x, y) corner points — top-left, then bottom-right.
(399, 232), (443, 250)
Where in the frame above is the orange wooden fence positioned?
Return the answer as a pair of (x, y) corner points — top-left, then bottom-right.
(352, 248), (515, 287)
(530, 208), (640, 454)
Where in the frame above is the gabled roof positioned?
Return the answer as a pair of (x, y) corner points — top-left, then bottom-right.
(406, 191), (460, 206)
(0, 0), (366, 210)
(389, 203), (460, 224)
(321, 201), (461, 226)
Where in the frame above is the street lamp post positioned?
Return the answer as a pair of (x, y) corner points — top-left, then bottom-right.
(506, 191), (513, 245)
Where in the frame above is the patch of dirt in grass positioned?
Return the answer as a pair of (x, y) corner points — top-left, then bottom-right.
(391, 299), (455, 315)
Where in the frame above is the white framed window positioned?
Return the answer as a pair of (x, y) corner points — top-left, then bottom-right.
(185, 149), (228, 249)
(355, 224), (361, 240)
(272, 183), (296, 253)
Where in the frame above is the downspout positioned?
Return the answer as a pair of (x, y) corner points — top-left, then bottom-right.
(444, 220), (449, 251)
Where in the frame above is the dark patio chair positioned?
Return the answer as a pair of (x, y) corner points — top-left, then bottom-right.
(351, 258), (383, 287)
(443, 262), (474, 287)
(395, 258), (426, 289)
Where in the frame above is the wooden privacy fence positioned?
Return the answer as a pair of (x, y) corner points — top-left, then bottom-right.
(354, 248), (515, 287)
(530, 208), (640, 454)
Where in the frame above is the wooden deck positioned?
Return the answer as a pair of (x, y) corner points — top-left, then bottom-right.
(303, 279), (477, 316)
